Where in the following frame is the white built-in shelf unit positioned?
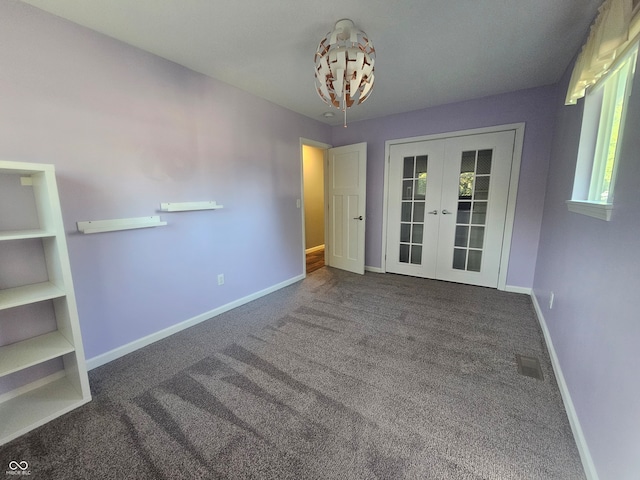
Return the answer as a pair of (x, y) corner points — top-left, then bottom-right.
(0, 160), (91, 445)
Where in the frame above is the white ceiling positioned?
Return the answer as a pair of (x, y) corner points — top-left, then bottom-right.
(19, 0), (600, 126)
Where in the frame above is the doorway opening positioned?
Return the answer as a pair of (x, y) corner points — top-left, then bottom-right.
(302, 143), (327, 274)
(301, 139), (368, 276)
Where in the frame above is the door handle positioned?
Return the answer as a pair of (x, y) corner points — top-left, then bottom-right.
(353, 215), (363, 220)
(428, 210), (438, 215)
(442, 209), (453, 215)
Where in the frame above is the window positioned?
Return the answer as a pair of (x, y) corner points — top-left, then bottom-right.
(568, 44), (638, 220)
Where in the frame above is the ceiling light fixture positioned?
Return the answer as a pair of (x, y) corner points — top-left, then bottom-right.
(314, 19), (375, 127)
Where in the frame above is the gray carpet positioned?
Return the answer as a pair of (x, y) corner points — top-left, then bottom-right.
(0, 268), (586, 479)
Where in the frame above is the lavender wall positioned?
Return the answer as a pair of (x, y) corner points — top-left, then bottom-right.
(0, 1), (330, 361)
(533, 55), (640, 478)
(330, 86), (559, 288)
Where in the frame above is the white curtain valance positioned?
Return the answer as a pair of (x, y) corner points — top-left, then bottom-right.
(565, 0), (634, 105)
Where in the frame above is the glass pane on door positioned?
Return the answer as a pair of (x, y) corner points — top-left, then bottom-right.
(452, 149), (492, 271)
(399, 155), (428, 264)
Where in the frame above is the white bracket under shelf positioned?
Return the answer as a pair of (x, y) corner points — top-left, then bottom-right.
(160, 201), (224, 212)
(76, 216), (167, 234)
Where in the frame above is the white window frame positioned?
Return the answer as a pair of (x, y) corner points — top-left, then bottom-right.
(567, 43), (639, 221)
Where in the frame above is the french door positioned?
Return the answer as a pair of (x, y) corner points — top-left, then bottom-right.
(385, 130), (515, 288)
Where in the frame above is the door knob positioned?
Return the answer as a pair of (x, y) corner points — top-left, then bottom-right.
(428, 210), (438, 215)
(353, 215), (363, 220)
(442, 209), (452, 215)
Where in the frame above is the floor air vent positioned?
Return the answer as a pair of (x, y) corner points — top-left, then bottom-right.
(515, 354), (544, 380)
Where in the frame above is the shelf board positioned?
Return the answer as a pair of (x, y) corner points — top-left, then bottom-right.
(160, 201), (224, 212)
(0, 229), (56, 241)
(0, 282), (66, 310)
(0, 375), (89, 446)
(77, 216), (167, 234)
(0, 332), (75, 377)
(0, 163), (50, 175)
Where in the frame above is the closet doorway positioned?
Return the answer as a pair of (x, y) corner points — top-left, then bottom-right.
(383, 125), (524, 289)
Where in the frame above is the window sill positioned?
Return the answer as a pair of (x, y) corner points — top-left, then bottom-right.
(566, 200), (613, 221)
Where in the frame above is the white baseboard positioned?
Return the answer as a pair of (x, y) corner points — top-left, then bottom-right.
(504, 285), (532, 295)
(305, 244), (325, 254)
(365, 266), (384, 273)
(530, 292), (599, 480)
(86, 274), (305, 370)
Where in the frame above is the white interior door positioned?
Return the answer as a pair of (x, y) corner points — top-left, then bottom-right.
(327, 143), (367, 274)
(386, 130), (515, 288)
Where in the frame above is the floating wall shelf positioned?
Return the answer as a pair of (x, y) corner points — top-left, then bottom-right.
(77, 216), (167, 234)
(160, 201), (223, 212)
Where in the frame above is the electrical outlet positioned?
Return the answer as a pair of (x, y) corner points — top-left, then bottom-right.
(217, 274), (224, 285)
(549, 291), (555, 309)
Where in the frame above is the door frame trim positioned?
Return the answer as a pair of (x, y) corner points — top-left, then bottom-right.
(300, 138), (332, 277)
(381, 123), (525, 291)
